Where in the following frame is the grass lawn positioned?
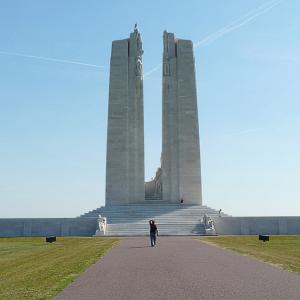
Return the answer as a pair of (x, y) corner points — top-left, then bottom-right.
(0, 237), (119, 300)
(199, 236), (300, 275)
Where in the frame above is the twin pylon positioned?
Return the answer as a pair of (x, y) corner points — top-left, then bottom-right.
(105, 26), (202, 206)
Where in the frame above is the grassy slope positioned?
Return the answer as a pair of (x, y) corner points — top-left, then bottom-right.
(200, 236), (300, 275)
(0, 237), (119, 300)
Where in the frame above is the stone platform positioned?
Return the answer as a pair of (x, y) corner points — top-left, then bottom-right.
(80, 203), (226, 236)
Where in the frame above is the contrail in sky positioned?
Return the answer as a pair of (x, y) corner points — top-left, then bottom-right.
(0, 50), (104, 69)
(194, 0), (283, 48)
(223, 127), (268, 138)
(144, 0), (283, 77)
(143, 64), (161, 78)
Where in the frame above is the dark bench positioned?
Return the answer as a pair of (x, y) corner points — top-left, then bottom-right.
(258, 235), (269, 242)
(46, 236), (56, 243)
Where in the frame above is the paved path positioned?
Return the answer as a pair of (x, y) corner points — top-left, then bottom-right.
(56, 237), (300, 300)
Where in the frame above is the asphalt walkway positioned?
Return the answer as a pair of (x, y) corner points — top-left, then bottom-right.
(56, 237), (300, 300)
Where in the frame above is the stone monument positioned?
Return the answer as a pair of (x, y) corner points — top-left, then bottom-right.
(161, 31), (202, 205)
(106, 27), (202, 206)
(105, 26), (145, 205)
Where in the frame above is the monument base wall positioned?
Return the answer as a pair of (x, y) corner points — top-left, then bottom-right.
(213, 216), (300, 235)
(0, 218), (97, 237)
(1, 216), (300, 237)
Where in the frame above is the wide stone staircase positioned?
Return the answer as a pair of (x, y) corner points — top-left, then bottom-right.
(80, 202), (228, 236)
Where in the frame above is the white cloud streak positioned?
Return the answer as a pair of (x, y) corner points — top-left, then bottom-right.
(143, 64), (161, 78)
(144, 0), (283, 78)
(0, 50), (104, 69)
(223, 127), (268, 137)
(194, 0), (283, 48)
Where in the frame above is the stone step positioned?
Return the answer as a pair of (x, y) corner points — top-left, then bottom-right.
(106, 217), (207, 220)
(87, 205), (218, 209)
(84, 204), (224, 236)
(104, 229), (211, 236)
(104, 233), (206, 236)
(107, 224), (205, 228)
(93, 204), (213, 208)
(94, 211), (220, 215)
(107, 221), (209, 224)
(83, 207), (222, 213)
(95, 214), (220, 217)
(104, 219), (207, 236)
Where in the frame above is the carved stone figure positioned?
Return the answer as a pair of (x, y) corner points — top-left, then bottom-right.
(203, 214), (215, 230)
(135, 58), (142, 76)
(94, 215), (107, 236)
(133, 24), (143, 58)
(154, 167), (162, 196)
(145, 167), (163, 199)
(137, 34), (143, 56)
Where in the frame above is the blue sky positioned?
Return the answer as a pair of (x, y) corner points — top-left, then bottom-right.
(0, 0), (299, 217)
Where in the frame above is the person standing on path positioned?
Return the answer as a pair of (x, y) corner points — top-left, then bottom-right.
(149, 220), (158, 247)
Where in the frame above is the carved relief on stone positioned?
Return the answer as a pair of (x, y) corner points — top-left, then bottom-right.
(145, 167), (162, 199)
(94, 215), (107, 236)
(154, 167), (162, 197)
(137, 34), (143, 57)
(135, 77), (143, 96)
(135, 57), (142, 76)
(203, 214), (214, 230)
(134, 24), (144, 58)
(163, 62), (170, 76)
(163, 30), (169, 58)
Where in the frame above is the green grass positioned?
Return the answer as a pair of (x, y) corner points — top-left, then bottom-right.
(198, 236), (300, 274)
(0, 237), (119, 300)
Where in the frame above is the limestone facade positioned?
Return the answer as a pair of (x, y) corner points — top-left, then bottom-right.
(106, 28), (202, 206)
(105, 27), (145, 205)
(162, 31), (202, 205)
